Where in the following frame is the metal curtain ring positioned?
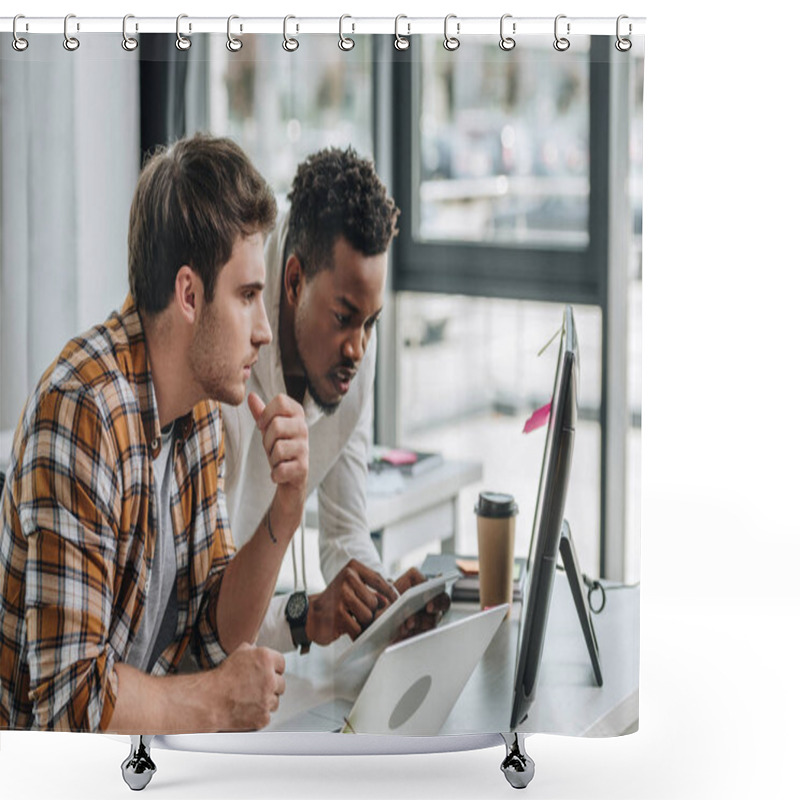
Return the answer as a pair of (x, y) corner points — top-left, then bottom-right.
(394, 14), (410, 51)
(282, 15), (299, 52)
(553, 14), (570, 52)
(227, 15), (243, 52)
(176, 14), (191, 51)
(499, 14), (515, 51)
(63, 13), (80, 51)
(443, 14), (460, 51)
(121, 14), (138, 51)
(338, 14), (355, 51)
(615, 14), (632, 52)
(12, 14), (29, 52)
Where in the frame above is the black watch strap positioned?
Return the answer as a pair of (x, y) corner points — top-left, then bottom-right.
(292, 622), (311, 654)
(286, 591), (311, 654)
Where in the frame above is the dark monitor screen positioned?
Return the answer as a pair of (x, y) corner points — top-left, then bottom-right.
(510, 305), (579, 730)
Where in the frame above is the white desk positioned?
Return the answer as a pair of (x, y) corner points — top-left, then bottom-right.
(442, 575), (640, 737)
(305, 459), (483, 572)
(151, 572), (639, 756)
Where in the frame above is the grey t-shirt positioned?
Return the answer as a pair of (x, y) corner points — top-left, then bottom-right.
(125, 424), (178, 673)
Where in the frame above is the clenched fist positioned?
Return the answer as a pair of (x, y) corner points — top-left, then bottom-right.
(212, 642), (287, 731)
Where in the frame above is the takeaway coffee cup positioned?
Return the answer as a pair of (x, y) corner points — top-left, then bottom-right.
(475, 491), (518, 613)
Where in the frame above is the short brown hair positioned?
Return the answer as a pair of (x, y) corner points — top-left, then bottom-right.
(128, 133), (277, 314)
(286, 147), (399, 279)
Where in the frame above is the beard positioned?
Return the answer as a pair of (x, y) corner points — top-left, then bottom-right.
(188, 302), (246, 407)
(298, 348), (343, 417)
(293, 319), (352, 418)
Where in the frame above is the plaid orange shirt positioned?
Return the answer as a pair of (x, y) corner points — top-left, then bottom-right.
(0, 296), (235, 732)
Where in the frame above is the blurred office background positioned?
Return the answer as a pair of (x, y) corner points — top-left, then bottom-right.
(0, 34), (642, 584)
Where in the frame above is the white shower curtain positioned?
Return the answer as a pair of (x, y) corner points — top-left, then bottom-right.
(0, 8), (645, 797)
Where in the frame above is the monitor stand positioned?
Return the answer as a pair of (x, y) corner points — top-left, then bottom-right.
(559, 519), (603, 687)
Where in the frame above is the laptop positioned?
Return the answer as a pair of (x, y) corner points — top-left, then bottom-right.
(269, 605), (507, 735)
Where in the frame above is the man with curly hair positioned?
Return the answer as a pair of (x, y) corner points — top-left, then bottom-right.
(222, 147), (448, 653)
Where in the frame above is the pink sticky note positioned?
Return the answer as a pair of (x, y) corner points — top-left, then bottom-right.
(382, 449), (418, 466)
(523, 401), (551, 434)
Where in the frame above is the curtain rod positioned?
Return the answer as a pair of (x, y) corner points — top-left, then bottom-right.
(0, 16), (646, 37)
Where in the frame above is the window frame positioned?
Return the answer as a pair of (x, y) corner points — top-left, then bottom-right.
(389, 40), (601, 306)
(385, 37), (634, 580)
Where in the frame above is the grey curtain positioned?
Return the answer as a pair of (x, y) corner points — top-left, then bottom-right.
(0, 35), (140, 431)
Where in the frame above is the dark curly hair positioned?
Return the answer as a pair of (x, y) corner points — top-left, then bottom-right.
(286, 147), (399, 279)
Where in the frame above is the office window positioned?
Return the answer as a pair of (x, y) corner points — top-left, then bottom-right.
(397, 294), (603, 575)
(415, 36), (590, 248)
(392, 37), (596, 304)
(391, 37), (601, 573)
(206, 36), (374, 197)
(390, 38), (641, 581)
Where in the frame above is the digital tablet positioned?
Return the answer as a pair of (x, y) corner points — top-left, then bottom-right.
(334, 571), (460, 672)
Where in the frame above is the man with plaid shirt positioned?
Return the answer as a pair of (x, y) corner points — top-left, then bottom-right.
(0, 134), (308, 734)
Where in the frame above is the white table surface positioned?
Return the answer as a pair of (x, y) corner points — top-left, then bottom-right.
(141, 571), (638, 757)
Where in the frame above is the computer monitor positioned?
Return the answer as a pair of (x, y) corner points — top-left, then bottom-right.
(509, 305), (601, 730)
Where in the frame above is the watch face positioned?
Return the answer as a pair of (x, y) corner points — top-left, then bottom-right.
(287, 592), (307, 620)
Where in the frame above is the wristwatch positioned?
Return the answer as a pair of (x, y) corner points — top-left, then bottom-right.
(285, 591), (311, 654)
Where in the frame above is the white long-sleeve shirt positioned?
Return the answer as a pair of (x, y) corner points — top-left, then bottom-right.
(221, 213), (384, 652)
